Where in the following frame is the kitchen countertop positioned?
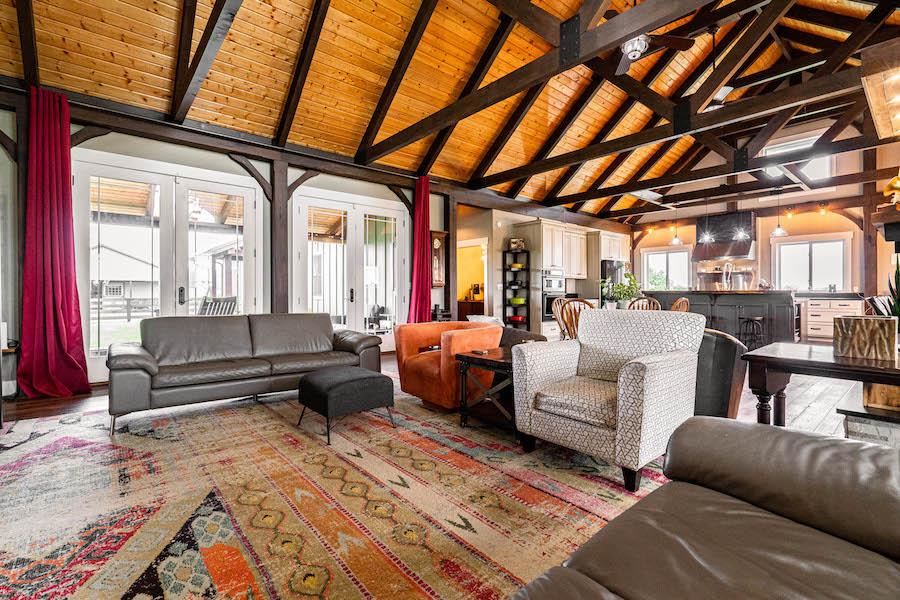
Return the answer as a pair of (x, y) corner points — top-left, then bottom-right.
(644, 290), (794, 295)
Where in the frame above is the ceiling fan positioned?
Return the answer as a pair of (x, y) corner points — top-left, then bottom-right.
(605, 8), (695, 75)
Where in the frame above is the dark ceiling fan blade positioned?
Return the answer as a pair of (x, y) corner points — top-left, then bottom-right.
(648, 34), (695, 51)
(615, 51), (632, 76)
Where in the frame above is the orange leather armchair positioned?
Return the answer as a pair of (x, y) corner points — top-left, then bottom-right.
(395, 321), (503, 410)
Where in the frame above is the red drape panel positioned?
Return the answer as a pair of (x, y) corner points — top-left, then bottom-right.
(18, 87), (90, 398)
(407, 176), (432, 323)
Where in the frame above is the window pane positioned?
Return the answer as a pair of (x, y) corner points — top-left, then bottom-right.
(668, 251), (690, 290)
(363, 214), (397, 335)
(187, 190), (244, 316)
(763, 139), (831, 180)
(645, 253), (668, 290)
(308, 207), (347, 327)
(811, 241), (843, 291)
(89, 176), (160, 356)
(778, 243), (810, 290)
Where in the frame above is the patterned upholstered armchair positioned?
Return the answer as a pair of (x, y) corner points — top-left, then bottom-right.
(512, 309), (705, 492)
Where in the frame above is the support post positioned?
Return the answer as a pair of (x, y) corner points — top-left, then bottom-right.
(271, 160), (290, 313)
(444, 194), (458, 320)
(862, 147), (878, 296)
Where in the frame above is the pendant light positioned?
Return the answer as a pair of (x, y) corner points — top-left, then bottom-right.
(670, 207), (683, 246)
(771, 187), (788, 237)
(698, 199), (715, 244)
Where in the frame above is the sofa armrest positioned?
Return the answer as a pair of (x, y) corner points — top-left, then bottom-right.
(106, 342), (159, 376)
(512, 340), (580, 434)
(665, 417), (900, 561)
(615, 349), (697, 469)
(333, 330), (382, 355)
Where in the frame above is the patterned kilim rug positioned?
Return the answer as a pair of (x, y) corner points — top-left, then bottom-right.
(0, 381), (666, 599)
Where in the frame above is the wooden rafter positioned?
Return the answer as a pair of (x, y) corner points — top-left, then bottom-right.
(174, 0), (197, 107)
(744, 1), (896, 158)
(171, 0), (244, 123)
(357, 0), (712, 165)
(485, 0), (561, 46)
(417, 14), (514, 175)
(355, 0), (439, 161)
(468, 82), (546, 182)
(14, 0), (39, 88)
(579, 0), (612, 31)
(274, 0), (331, 147)
(474, 67), (863, 190)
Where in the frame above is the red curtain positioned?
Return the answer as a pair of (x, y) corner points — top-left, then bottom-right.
(18, 88), (90, 398)
(407, 176), (432, 323)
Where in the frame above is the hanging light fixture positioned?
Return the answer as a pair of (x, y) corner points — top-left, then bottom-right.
(698, 199), (715, 243)
(670, 207), (683, 246)
(771, 187), (788, 237)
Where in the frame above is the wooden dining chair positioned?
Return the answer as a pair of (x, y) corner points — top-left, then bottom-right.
(627, 296), (662, 311)
(551, 296), (569, 339)
(670, 297), (690, 312)
(559, 298), (595, 339)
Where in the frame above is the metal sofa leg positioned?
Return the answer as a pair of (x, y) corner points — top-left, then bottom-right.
(109, 415), (117, 435)
(297, 406), (306, 426)
(386, 407), (396, 427)
(326, 414), (331, 445)
(622, 467), (642, 492)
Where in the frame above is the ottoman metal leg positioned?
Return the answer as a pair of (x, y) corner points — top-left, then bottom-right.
(109, 415), (117, 435)
(326, 415), (331, 445)
(386, 407), (396, 427)
(297, 406), (306, 426)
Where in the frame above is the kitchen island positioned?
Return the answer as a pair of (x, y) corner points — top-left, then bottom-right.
(643, 291), (796, 343)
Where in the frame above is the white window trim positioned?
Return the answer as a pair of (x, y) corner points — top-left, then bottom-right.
(640, 244), (693, 290)
(770, 231), (852, 292)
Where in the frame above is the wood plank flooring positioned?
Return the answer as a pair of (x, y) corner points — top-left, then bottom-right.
(3, 354), (861, 437)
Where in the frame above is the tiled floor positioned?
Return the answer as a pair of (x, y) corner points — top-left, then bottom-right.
(3, 352), (860, 436)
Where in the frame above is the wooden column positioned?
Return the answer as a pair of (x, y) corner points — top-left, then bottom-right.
(862, 147), (879, 296)
(444, 193), (458, 320)
(271, 159), (290, 313)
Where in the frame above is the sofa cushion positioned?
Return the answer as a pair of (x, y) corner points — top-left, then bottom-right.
(533, 376), (618, 428)
(266, 351), (359, 375)
(576, 310), (704, 381)
(141, 316), (253, 366)
(564, 481), (900, 600)
(152, 359), (271, 389)
(249, 314), (334, 357)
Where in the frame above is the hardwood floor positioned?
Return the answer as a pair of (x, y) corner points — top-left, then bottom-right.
(2, 353), (859, 437)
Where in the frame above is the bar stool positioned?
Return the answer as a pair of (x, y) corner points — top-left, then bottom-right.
(738, 316), (765, 350)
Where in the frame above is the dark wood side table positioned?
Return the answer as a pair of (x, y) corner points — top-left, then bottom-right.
(742, 342), (900, 426)
(456, 347), (515, 430)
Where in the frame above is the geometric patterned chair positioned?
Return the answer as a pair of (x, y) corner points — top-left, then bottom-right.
(512, 309), (705, 492)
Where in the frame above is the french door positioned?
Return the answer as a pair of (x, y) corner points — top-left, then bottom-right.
(293, 192), (409, 352)
(73, 162), (259, 382)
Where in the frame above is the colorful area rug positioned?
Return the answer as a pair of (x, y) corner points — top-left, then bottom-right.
(0, 382), (665, 599)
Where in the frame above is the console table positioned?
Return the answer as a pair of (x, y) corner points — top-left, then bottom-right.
(742, 343), (900, 426)
(456, 347), (515, 430)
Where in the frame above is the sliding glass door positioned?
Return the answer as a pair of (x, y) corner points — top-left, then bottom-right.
(294, 193), (408, 352)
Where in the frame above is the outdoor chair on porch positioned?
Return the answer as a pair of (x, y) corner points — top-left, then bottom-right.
(197, 296), (237, 316)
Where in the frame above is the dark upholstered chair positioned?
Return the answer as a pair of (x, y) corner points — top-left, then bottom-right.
(695, 328), (747, 419)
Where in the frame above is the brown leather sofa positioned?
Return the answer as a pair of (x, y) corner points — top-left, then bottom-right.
(514, 417), (900, 599)
(106, 313), (381, 426)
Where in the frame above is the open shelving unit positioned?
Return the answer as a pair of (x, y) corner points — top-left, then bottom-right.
(502, 249), (530, 329)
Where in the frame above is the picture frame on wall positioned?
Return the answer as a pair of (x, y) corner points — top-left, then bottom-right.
(431, 231), (447, 288)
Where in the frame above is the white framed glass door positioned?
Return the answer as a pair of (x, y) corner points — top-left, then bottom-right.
(174, 178), (257, 316)
(73, 163), (175, 382)
(293, 191), (408, 352)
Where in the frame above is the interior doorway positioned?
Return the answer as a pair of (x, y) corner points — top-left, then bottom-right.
(457, 238), (488, 321)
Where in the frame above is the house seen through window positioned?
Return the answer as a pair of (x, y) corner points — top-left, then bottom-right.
(642, 249), (690, 290)
(776, 239), (845, 292)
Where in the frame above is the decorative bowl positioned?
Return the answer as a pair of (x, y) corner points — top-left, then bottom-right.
(510, 263), (525, 270)
(508, 315), (526, 323)
(509, 297), (526, 305)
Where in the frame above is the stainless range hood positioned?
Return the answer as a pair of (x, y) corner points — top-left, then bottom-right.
(692, 212), (757, 262)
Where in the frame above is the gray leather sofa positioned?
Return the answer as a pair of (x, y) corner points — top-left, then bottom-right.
(514, 417), (900, 599)
(106, 313), (381, 426)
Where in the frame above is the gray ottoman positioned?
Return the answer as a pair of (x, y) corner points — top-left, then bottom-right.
(297, 366), (395, 444)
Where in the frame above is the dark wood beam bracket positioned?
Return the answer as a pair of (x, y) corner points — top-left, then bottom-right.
(70, 126), (111, 148)
(274, 0), (331, 147)
(287, 169), (321, 197)
(0, 128), (16, 161)
(228, 153), (272, 201)
(355, 0), (439, 162)
(14, 0), (39, 88)
(170, 0), (244, 123)
(387, 184), (413, 215)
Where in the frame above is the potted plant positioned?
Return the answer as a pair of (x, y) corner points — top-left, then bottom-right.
(868, 261), (900, 330)
(603, 273), (641, 309)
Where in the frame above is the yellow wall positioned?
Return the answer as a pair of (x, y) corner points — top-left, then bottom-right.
(457, 245), (485, 300)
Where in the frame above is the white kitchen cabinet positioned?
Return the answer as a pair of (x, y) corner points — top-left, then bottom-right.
(805, 299), (864, 341)
(564, 230), (587, 279)
(599, 231), (628, 261)
(542, 223), (565, 270)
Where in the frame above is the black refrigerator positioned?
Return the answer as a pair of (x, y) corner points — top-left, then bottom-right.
(601, 260), (626, 285)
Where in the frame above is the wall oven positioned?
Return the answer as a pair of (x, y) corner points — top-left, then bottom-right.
(542, 269), (565, 293)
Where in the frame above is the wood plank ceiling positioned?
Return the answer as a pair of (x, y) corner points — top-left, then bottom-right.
(0, 0), (896, 217)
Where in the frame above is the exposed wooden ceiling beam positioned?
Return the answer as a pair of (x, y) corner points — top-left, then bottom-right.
(468, 82), (546, 182)
(744, 1), (895, 158)
(357, 0), (712, 165)
(546, 10), (752, 202)
(173, 0), (197, 108)
(786, 4), (897, 36)
(731, 51), (826, 89)
(474, 66), (863, 189)
(171, 0), (244, 123)
(664, 0), (770, 38)
(354, 0), (439, 161)
(579, 0), (612, 31)
(689, 0), (795, 114)
(505, 74), (603, 198)
(417, 14), (515, 175)
(485, 0), (561, 46)
(274, 0), (331, 147)
(14, 0), (39, 88)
